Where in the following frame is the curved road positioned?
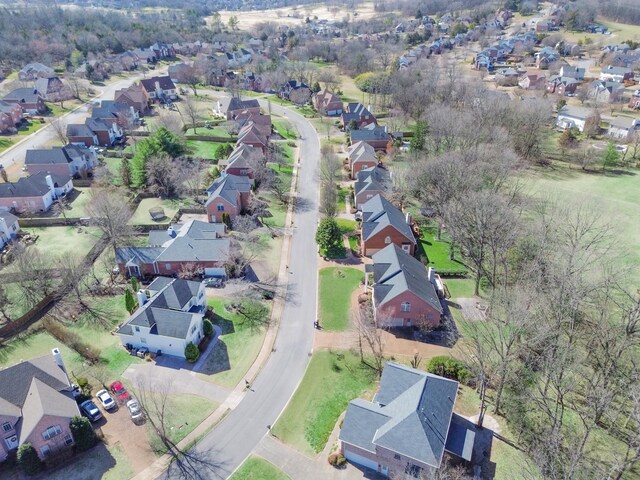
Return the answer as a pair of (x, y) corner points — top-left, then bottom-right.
(185, 100), (320, 479)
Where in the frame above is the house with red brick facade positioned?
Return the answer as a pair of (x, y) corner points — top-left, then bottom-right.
(312, 89), (343, 116)
(350, 124), (393, 152)
(339, 362), (475, 478)
(279, 80), (312, 105)
(25, 145), (98, 178)
(0, 172), (73, 213)
(234, 111), (272, 138)
(140, 76), (177, 102)
(0, 101), (23, 133)
(114, 84), (150, 116)
(0, 349), (82, 463)
(205, 174), (253, 223)
(368, 244), (443, 328)
(361, 195), (416, 257)
(354, 166), (391, 210)
(236, 121), (268, 152)
(115, 220), (229, 278)
(2, 88), (46, 115)
(215, 97), (261, 120)
(341, 103), (377, 129)
(219, 144), (263, 179)
(347, 141), (378, 177)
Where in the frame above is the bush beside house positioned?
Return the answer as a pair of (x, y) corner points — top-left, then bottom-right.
(426, 355), (471, 384)
(70, 416), (97, 452)
(17, 443), (42, 476)
(185, 341), (200, 362)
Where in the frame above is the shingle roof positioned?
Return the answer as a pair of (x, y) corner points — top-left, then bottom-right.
(3, 88), (42, 103)
(361, 195), (415, 244)
(140, 76), (176, 92)
(0, 172), (71, 199)
(0, 210), (18, 225)
(354, 166), (390, 199)
(206, 173), (253, 207)
(67, 123), (96, 138)
(350, 124), (390, 143)
(348, 141), (377, 163)
(25, 147), (71, 166)
(228, 97), (260, 113)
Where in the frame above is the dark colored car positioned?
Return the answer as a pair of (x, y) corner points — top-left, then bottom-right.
(80, 400), (103, 422)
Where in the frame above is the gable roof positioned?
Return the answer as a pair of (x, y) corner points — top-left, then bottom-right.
(340, 362), (471, 468)
(140, 76), (176, 93)
(206, 173), (253, 207)
(227, 97), (260, 113)
(0, 210), (18, 225)
(0, 171), (71, 199)
(67, 123), (96, 138)
(350, 124), (390, 143)
(354, 166), (391, 198)
(557, 105), (596, 120)
(2, 88), (42, 103)
(361, 195), (415, 244)
(237, 121), (268, 146)
(348, 141), (377, 163)
(372, 244), (442, 314)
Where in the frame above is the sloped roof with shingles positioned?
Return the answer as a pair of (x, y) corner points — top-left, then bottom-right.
(361, 195), (415, 244)
(354, 166), (390, 198)
(348, 141), (377, 163)
(25, 148), (71, 166)
(140, 76), (176, 92)
(0, 172), (70, 199)
(350, 124), (390, 143)
(206, 174), (253, 207)
(3, 88), (42, 103)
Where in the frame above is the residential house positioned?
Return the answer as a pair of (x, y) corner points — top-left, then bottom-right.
(139, 76), (178, 103)
(361, 195), (416, 257)
(66, 123), (98, 147)
(341, 103), (377, 130)
(114, 84), (150, 116)
(0, 210), (20, 249)
(18, 63), (55, 81)
(114, 51), (140, 71)
(132, 48), (158, 64)
(150, 42), (175, 60)
(354, 166), (391, 210)
(518, 72), (546, 90)
(218, 144), (263, 177)
(495, 68), (519, 86)
(589, 80), (625, 103)
(559, 65), (585, 80)
(0, 101), (23, 133)
(0, 172), (73, 213)
(225, 49), (252, 68)
(350, 124), (393, 152)
(34, 77), (67, 102)
(279, 80), (312, 105)
(24, 144), (98, 178)
(67, 119), (122, 147)
(205, 173), (253, 223)
(0, 349), (82, 462)
(116, 220), (229, 278)
(116, 277), (206, 358)
(168, 63), (195, 84)
(312, 89), (343, 116)
(236, 121), (269, 152)
(630, 94), (640, 111)
(607, 116), (639, 140)
(600, 65), (634, 83)
(546, 76), (581, 96)
(556, 105), (599, 133)
(368, 244), (443, 328)
(234, 111), (272, 138)
(339, 362), (475, 478)
(2, 88), (46, 114)
(215, 97), (261, 120)
(535, 47), (560, 69)
(91, 100), (138, 130)
(347, 141), (378, 177)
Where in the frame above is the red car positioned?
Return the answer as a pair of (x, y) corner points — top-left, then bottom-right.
(110, 381), (130, 403)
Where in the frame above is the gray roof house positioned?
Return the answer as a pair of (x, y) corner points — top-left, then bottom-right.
(354, 165), (391, 210)
(24, 144), (98, 178)
(339, 362), (475, 478)
(350, 124), (392, 152)
(0, 210), (20, 248)
(116, 277), (207, 358)
(361, 194), (416, 257)
(0, 172), (73, 213)
(556, 105), (599, 133)
(0, 349), (81, 462)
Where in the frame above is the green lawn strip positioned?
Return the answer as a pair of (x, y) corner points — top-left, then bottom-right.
(336, 186), (348, 213)
(4, 282), (32, 319)
(17, 119), (46, 135)
(272, 118), (297, 140)
(348, 235), (359, 254)
(25, 226), (102, 259)
(193, 126), (234, 139)
(101, 156), (123, 185)
(415, 227), (468, 275)
(196, 299), (267, 388)
(318, 267), (362, 331)
(186, 139), (224, 159)
(231, 456), (290, 480)
(128, 197), (194, 225)
(272, 350), (377, 455)
(148, 393), (219, 453)
(444, 278), (476, 299)
(262, 195), (287, 229)
(335, 218), (357, 235)
(65, 187), (93, 217)
(45, 443), (134, 480)
(0, 138), (14, 152)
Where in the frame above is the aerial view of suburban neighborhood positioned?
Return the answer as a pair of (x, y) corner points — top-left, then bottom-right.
(0, 0), (639, 479)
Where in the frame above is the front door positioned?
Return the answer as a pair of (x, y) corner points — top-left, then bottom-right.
(127, 265), (141, 277)
(5, 435), (18, 450)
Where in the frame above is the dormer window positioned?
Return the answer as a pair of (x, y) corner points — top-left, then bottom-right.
(2, 422), (11, 432)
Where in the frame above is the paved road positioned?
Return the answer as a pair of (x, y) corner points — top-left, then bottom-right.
(182, 100), (320, 479)
(0, 67), (167, 177)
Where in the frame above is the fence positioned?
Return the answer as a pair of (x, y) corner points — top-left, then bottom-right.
(18, 217), (85, 227)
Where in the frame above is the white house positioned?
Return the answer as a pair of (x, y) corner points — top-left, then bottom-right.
(607, 116), (639, 140)
(556, 105), (599, 133)
(140, 76), (178, 102)
(600, 65), (634, 83)
(0, 172), (73, 213)
(0, 211), (20, 248)
(116, 277), (206, 358)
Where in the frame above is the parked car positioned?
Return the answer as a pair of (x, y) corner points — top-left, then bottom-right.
(126, 398), (144, 423)
(110, 381), (130, 403)
(96, 389), (116, 410)
(136, 347), (149, 358)
(203, 277), (223, 288)
(80, 400), (103, 422)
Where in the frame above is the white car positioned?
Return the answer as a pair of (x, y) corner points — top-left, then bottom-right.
(96, 389), (116, 411)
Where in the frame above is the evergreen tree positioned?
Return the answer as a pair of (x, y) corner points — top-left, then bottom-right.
(130, 277), (139, 292)
(125, 288), (137, 314)
(602, 142), (619, 171)
(315, 218), (342, 252)
(120, 157), (132, 188)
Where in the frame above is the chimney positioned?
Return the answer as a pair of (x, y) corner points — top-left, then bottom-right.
(0, 216), (7, 235)
(137, 290), (147, 307)
(52, 347), (65, 372)
(428, 267), (436, 284)
(167, 225), (176, 238)
(45, 174), (55, 194)
(405, 212), (411, 225)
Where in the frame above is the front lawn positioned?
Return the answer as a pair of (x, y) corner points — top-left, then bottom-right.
(262, 195), (287, 229)
(231, 456), (290, 480)
(17, 119), (46, 136)
(0, 138), (14, 152)
(336, 186), (349, 214)
(272, 350), (377, 454)
(196, 299), (268, 388)
(45, 443), (134, 480)
(318, 267), (362, 331)
(272, 118), (297, 140)
(416, 225), (468, 275)
(336, 218), (357, 235)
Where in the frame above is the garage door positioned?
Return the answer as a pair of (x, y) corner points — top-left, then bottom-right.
(344, 447), (379, 471)
(204, 267), (226, 278)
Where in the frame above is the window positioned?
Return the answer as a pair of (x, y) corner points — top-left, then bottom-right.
(384, 236), (391, 244)
(190, 325), (196, 334)
(165, 264), (171, 270)
(401, 302), (411, 312)
(135, 326), (140, 332)
(2, 422), (11, 432)
(40, 445), (51, 457)
(217, 204), (225, 212)
(64, 434), (73, 446)
(42, 425), (62, 440)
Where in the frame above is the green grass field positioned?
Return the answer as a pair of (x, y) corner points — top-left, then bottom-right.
(336, 186), (349, 213)
(318, 267), (362, 331)
(230, 456), (290, 480)
(0, 138), (14, 152)
(336, 218), (357, 235)
(272, 118), (297, 140)
(26, 226), (102, 259)
(416, 226), (468, 276)
(272, 350), (376, 455)
(186, 139), (225, 159)
(128, 197), (194, 225)
(17, 119), (46, 136)
(196, 299), (268, 388)
(64, 187), (93, 217)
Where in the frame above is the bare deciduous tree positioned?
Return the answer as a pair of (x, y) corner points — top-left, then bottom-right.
(85, 187), (134, 255)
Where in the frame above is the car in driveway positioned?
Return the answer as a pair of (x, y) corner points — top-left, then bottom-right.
(126, 398), (144, 423)
(96, 389), (116, 411)
(110, 381), (130, 404)
(80, 400), (103, 422)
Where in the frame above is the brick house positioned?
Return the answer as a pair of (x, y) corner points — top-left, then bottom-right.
(630, 95), (640, 110)
(0, 349), (82, 462)
(67, 119), (123, 147)
(0, 172), (73, 213)
(139, 76), (178, 102)
(347, 141), (378, 177)
(0, 101), (24, 132)
(350, 124), (393, 152)
(236, 121), (269, 152)
(312, 89), (343, 116)
(545, 76), (581, 96)
(66, 123), (98, 147)
(114, 84), (150, 116)
(518, 72), (546, 90)
(91, 100), (138, 130)
(219, 144), (263, 179)
(25, 145), (98, 178)
(215, 97), (261, 120)
(205, 174), (253, 223)
(115, 220), (229, 278)
(2, 88), (46, 115)
(368, 244), (443, 328)
(341, 103), (377, 130)
(354, 166), (390, 210)
(589, 80), (626, 103)
(234, 111), (272, 139)
(34, 77), (68, 102)
(18, 63), (55, 81)
(0, 210), (20, 249)
(340, 362), (475, 478)
(279, 80), (312, 105)
(361, 195), (416, 257)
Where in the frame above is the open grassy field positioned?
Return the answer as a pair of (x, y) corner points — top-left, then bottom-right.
(318, 267), (362, 331)
(186, 139), (227, 159)
(231, 456), (290, 480)
(272, 350), (377, 455)
(416, 225), (468, 276)
(26, 225), (102, 259)
(196, 299), (268, 388)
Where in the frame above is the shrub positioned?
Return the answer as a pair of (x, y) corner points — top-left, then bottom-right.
(203, 319), (214, 337)
(75, 377), (92, 395)
(185, 342), (200, 363)
(426, 356), (471, 384)
(328, 452), (347, 467)
(17, 443), (42, 475)
(43, 320), (100, 363)
(70, 416), (96, 452)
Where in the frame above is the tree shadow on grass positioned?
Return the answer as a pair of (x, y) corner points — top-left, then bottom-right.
(196, 339), (230, 376)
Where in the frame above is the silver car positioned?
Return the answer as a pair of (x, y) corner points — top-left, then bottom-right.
(126, 398), (144, 423)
